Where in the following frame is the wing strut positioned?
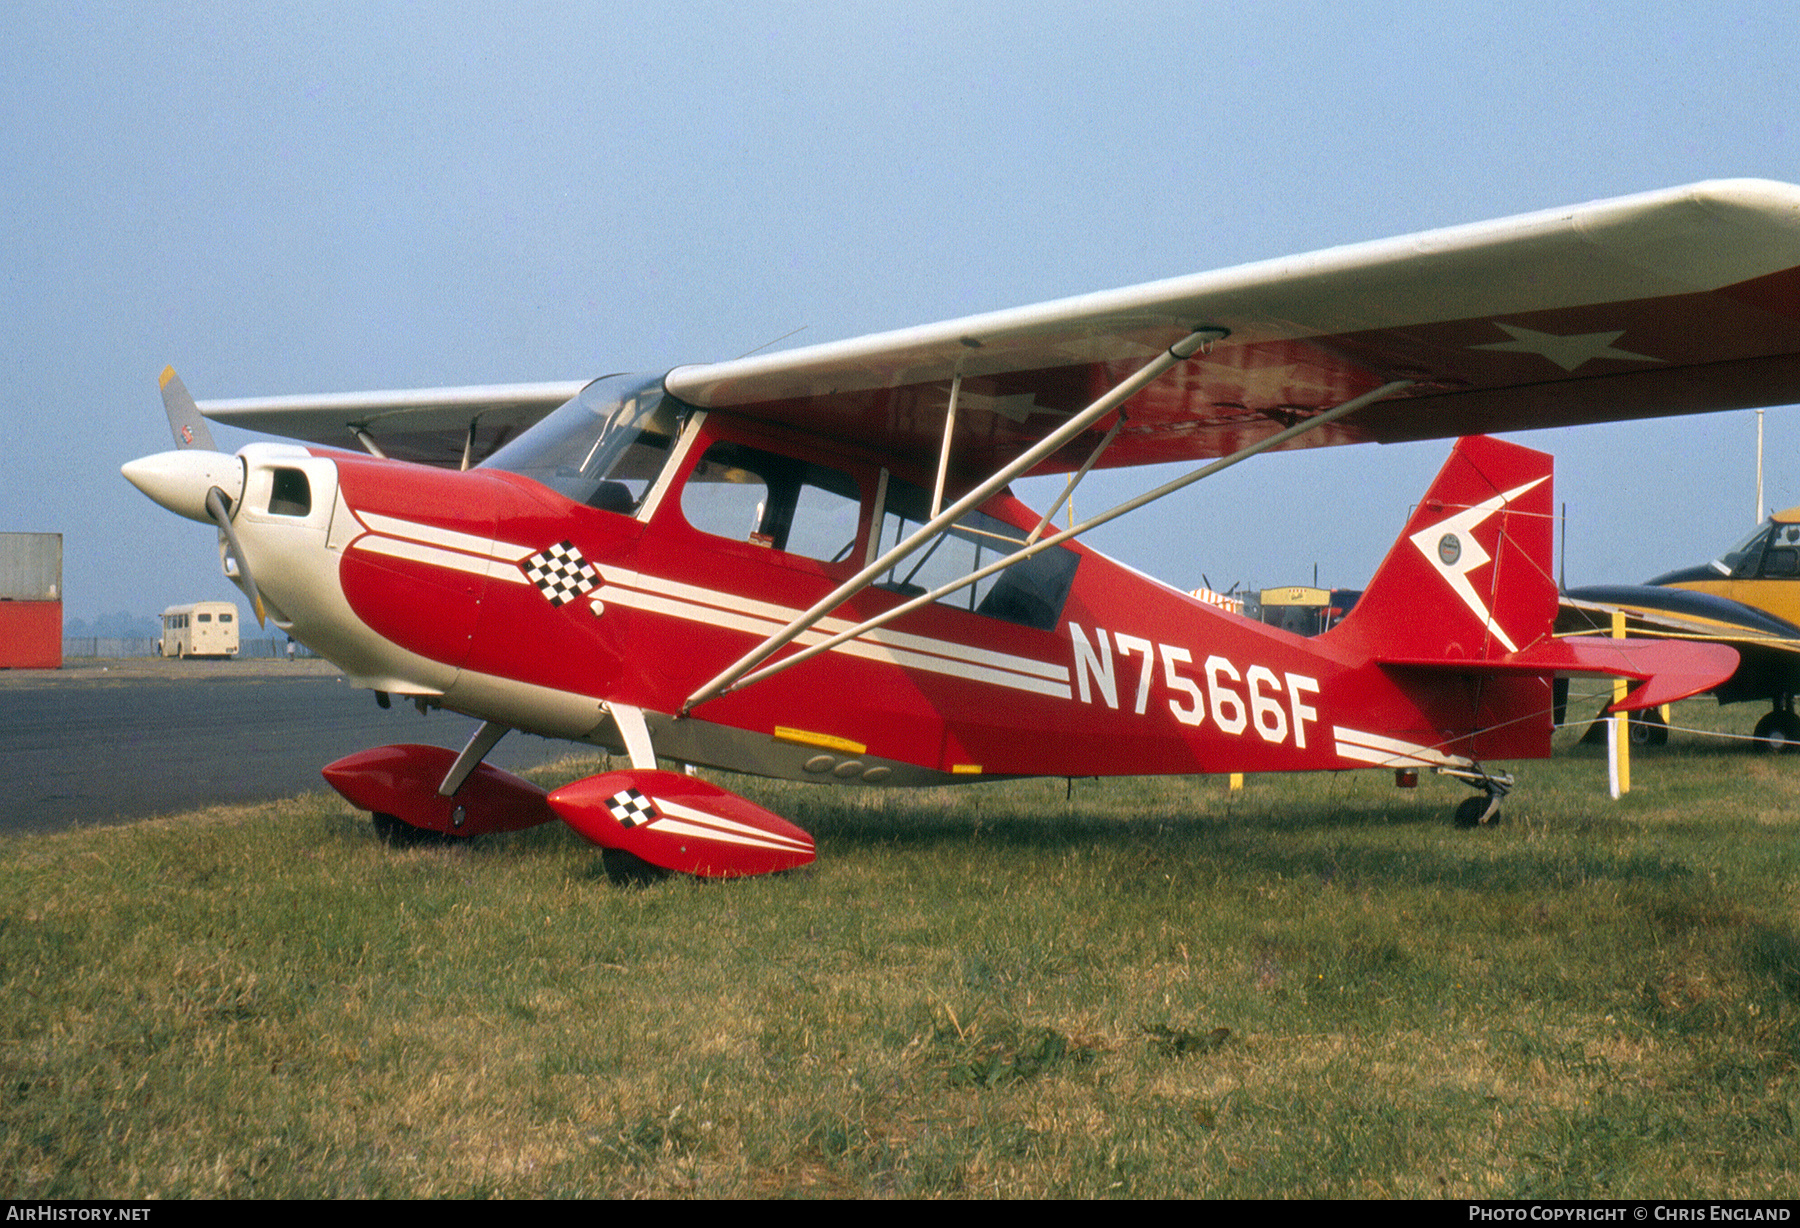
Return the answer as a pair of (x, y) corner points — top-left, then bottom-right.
(351, 427), (388, 459)
(1028, 412), (1125, 544)
(711, 378), (1416, 699)
(680, 326), (1217, 715)
(930, 373), (962, 517)
(460, 416), (481, 472)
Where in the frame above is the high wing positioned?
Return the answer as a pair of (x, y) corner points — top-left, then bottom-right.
(667, 179), (1800, 477)
(195, 180), (1800, 474)
(199, 380), (589, 467)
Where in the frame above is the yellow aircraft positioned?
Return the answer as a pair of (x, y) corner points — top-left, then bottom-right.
(1570, 507), (1800, 750)
(1649, 506), (1800, 627)
(1558, 586), (1800, 748)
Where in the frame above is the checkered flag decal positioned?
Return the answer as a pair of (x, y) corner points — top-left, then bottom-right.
(522, 540), (601, 607)
(606, 788), (658, 828)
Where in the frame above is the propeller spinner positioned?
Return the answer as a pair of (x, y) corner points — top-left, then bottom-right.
(121, 368), (268, 624)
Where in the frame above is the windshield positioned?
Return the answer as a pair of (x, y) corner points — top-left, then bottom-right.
(480, 372), (682, 513)
(1714, 522), (1773, 577)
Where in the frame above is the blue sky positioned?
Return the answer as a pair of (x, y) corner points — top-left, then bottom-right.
(5, 1), (1797, 621)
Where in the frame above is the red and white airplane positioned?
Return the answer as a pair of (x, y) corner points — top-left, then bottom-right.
(124, 180), (1800, 876)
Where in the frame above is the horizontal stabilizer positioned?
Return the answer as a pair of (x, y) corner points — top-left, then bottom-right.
(1379, 637), (1739, 712)
(548, 769), (816, 878)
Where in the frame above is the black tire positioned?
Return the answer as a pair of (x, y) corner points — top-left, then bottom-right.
(1629, 709), (1669, 747)
(1752, 710), (1800, 753)
(600, 848), (672, 886)
(1454, 796), (1500, 828)
(371, 812), (452, 847)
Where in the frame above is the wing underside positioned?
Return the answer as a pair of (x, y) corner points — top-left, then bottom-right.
(667, 180), (1800, 477)
(191, 180), (1800, 475)
(199, 380), (590, 467)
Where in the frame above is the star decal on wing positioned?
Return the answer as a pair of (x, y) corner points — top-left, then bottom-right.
(1408, 476), (1548, 652)
(956, 390), (1056, 423)
(1471, 323), (1663, 372)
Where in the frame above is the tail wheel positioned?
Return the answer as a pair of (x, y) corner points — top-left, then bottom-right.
(1454, 795), (1502, 828)
(1752, 710), (1800, 753)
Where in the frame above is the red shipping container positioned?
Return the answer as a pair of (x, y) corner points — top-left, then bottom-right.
(0, 600), (61, 668)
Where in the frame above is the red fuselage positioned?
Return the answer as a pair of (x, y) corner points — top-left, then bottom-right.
(313, 410), (1548, 787)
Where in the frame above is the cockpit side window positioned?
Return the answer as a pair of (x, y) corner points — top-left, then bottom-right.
(1762, 524), (1800, 577)
(480, 373), (681, 514)
(680, 441), (862, 564)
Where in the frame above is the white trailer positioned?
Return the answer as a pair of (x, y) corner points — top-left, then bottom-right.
(160, 601), (240, 658)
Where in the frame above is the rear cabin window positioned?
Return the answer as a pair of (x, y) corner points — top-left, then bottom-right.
(680, 441), (862, 564)
(1763, 524), (1800, 577)
(875, 479), (1078, 631)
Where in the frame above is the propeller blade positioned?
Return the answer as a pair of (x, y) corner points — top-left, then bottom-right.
(159, 366), (219, 451)
(205, 485), (266, 626)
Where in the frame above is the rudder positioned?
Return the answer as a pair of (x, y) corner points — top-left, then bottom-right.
(1333, 435), (1557, 662)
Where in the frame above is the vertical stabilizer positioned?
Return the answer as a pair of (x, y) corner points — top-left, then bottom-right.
(1334, 435), (1557, 662)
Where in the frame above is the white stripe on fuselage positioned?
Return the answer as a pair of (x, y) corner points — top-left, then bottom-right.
(345, 513), (1072, 700)
(1332, 725), (1474, 770)
(357, 511), (536, 562)
(354, 534), (531, 582)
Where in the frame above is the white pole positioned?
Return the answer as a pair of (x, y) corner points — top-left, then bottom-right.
(1757, 409), (1765, 525)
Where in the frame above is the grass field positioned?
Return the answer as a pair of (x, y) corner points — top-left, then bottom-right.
(3, 699), (1798, 1198)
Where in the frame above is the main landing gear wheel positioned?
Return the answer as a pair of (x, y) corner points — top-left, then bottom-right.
(1629, 709), (1669, 747)
(1753, 710), (1800, 753)
(371, 812), (457, 848)
(599, 848), (673, 887)
(1579, 706), (1669, 748)
(1454, 795), (1502, 828)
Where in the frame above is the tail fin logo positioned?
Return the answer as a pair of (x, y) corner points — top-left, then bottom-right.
(1408, 476), (1547, 653)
